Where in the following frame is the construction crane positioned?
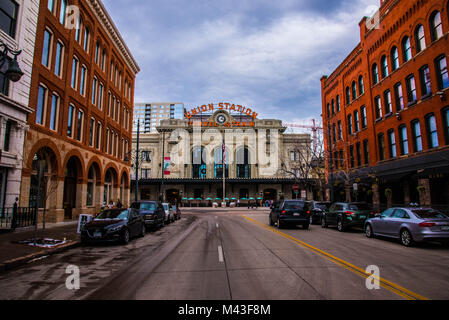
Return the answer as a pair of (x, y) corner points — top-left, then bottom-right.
(283, 119), (323, 151)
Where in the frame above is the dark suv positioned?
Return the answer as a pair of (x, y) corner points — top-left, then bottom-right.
(269, 200), (310, 229)
(130, 201), (165, 229)
(322, 202), (375, 232)
(306, 201), (331, 225)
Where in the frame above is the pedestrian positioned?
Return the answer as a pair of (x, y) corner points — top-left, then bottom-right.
(107, 200), (114, 209)
(116, 199), (122, 208)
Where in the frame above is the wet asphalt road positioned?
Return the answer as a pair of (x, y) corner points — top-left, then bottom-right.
(1, 209), (448, 300)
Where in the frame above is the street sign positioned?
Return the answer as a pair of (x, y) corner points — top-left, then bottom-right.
(301, 190), (307, 199)
(77, 214), (93, 234)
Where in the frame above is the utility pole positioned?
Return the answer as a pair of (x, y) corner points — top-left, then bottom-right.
(222, 134), (226, 207)
(327, 127), (335, 203)
(161, 129), (166, 203)
(135, 121), (140, 202)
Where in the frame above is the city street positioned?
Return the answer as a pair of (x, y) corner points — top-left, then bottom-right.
(1, 208), (448, 300)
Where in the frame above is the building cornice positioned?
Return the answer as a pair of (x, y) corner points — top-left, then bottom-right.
(87, 0), (140, 75)
(0, 93), (34, 116)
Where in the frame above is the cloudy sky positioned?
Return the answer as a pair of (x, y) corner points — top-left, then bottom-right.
(102, 0), (379, 125)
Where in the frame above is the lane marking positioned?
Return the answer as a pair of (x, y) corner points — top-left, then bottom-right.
(218, 246), (224, 262)
(243, 216), (429, 301)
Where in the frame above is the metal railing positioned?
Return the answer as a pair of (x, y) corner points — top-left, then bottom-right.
(0, 206), (37, 230)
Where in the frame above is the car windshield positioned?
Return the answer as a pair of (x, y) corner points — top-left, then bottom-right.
(348, 203), (371, 211)
(140, 203), (156, 211)
(316, 203), (331, 210)
(95, 210), (128, 220)
(412, 209), (448, 219)
(284, 201), (305, 210)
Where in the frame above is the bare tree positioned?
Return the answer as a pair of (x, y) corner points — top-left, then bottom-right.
(39, 173), (59, 230)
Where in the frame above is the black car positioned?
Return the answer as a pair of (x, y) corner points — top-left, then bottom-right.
(322, 202), (375, 232)
(81, 208), (145, 244)
(269, 200), (310, 229)
(130, 201), (165, 229)
(306, 201), (331, 225)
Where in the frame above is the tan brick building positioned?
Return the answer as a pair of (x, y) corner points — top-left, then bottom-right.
(20, 0), (139, 222)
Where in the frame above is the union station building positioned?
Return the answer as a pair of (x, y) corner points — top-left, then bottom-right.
(131, 109), (315, 205)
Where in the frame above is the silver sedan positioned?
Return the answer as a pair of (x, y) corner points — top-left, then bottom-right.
(364, 207), (449, 247)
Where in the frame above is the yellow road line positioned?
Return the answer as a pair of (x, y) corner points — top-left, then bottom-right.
(243, 216), (429, 301)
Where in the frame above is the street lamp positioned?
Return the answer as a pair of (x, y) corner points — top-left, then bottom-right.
(0, 40), (24, 82)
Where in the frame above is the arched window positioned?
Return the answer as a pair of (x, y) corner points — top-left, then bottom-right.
(336, 95), (341, 112)
(430, 11), (443, 41)
(381, 55), (389, 78)
(236, 147), (251, 178)
(214, 147), (229, 178)
(331, 99), (335, 114)
(402, 36), (412, 62)
(415, 24), (426, 53)
(192, 146), (206, 178)
(86, 166), (95, 206)
(391, 46), (399, 71)
(358, 76), (364, 95)
(346, 86), (351, 105)
(372, 63), (379, 85)
(326, 103), (330, 118)
(351, 81), (357, 100)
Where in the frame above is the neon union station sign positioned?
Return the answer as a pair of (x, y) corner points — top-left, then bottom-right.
(185, 103), (258, 128)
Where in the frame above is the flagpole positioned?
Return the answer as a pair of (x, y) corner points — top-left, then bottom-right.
(222, 135), (225, 207)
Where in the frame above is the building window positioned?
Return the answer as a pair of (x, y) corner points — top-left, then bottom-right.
(378, 133), (385, 161)
(391, 46), (399, 71)
(347, 114), (353, 135)
(36, 85), (47, 125)
(435, 55), (449, 90)
(411, 120), (423, 152)
(358, 76), (364, 95)
(426, 114), (439, 149)
(375, 96), (382, 119)
(419, 65), (432, 97)
(346, 87), (350, 105)
(75, 16), (82, 43)
(95, 42), (100, 64)
(332, 123), (336, 143)
(354, 110), (359, 132)
(384, 90), (392, 115)
(89, 118), (94, 146)
(406, 75), (417, 104)
(101, 49), (106, 71)
(339, 150), (344, 168)
(443, 108), (449, 145)
(59, 0), (67, 25)
(98, 83), (104, 110)
(326, 103), (330, 118)
(402, 36), (412, 62)
(430, 11), (443, 41)
(331, 99), (335, 115)
(84, 27), (90, 52)
(337, 121), (342, 140)
(76, 110), (83, 141)
(415, 25), (426, 53)
(92, 77), (97, 105)
(349, 145), (355, 168)
(54, 41), (64, 77)
(80, 66), (86, 96)
(49, 93), (59, 131)
(351, 81), (357, 100)
(355, 142), (361, 167)
(336, 95), (340, 112)
(42, 29), (52, 67)
(387, 130), (397, 158)
(0, 0), (18, 38)
(399, 125), (409, 155)
(361, 106), (367, 129)
(236, 148), (251, 178)
(372, 63), (379, 84)
(71, 57), (79, 89)
(47, 0), (54, 12)
(363, 139), (369, 165)
(394, 82), (405, 111)
(381, 55), (389, 78)
(67, 104), (75, 138)
(96, 122), (101, 149)
(3, 120), (11, 151)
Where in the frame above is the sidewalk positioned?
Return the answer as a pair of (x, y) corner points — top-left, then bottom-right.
(0, 221), (80, 272)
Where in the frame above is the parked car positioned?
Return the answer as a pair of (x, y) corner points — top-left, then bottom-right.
(162, 203), (175, 223)
(172, 205), (181, 220)
(365, 207), (449, 247)
(306, 201), (331, 225)
(269, 200), (310, 229)
(81, 208), (145, 245)
(322, 202), (375, 232)
(130, 201), (165, 229)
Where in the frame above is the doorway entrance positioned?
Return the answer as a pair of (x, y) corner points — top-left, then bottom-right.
(63, 157), (78, 220)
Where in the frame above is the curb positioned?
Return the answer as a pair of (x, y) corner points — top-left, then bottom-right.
(0, 241), (81, 273)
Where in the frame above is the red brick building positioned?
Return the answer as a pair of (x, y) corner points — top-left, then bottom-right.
(321, 0), (449, 211)
(19, 0), (139, 222)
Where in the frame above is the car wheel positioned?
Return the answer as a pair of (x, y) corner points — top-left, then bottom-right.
(337, 219), (345, 232)
(400, 229), (414, 247)
(121, 229), (130, 244)
(277, 218), (283, 229)
(365, 224), (374, 238)
(140, 224), (146, 237)
(303, 223), (310, 230)
(321, 217), (328, 228)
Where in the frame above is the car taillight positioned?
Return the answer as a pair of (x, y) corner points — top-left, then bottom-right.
(307, 210), (310, 216)
(345, 211), (355, 215)
(282, 210), (286, 214)
(418, 222), (436, 228)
